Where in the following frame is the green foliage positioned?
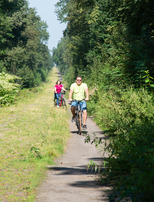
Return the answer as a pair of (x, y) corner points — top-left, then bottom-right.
(54, 0), (153, 86)
(0, 0), (53, 93)
(88, 87), (154, 201)
(0, 72), (21, 105)
(142, 70), (154, 89)
(30, 146), (42, 159)
(87, 160), (100, 173)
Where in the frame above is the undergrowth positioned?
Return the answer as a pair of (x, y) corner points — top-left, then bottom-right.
(0, 72), (21, 106)
(87, 87), (154, 201)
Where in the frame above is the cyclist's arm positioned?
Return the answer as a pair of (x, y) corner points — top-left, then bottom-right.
(69, 88), (73, 101)
(85, 88), (89, 101)
(62, 87), (66, 91)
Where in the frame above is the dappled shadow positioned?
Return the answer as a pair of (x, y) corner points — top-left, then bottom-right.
(69, 180), (102, 188)
(47, 165), (111, 201)
(69, 179), (111, 201)
(70, 129), (109, 137)
(47, 165), (105, 176)
(82, 131), (88, 136)
(88, 157), (107, 162)
(92, 130), (114, 138)
(92, 134), (111, 140)
(70, 130), (88, 135)
(93, 131), (104, 135)
(48, 166), (87, 175)
(70, 130), (79, 134)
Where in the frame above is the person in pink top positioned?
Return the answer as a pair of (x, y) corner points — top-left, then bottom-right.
(54, 80), (66, 107)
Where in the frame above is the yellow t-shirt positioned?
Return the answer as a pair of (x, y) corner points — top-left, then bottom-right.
(70, 83), (88, 101)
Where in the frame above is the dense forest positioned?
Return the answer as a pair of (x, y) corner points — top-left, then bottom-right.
(0, 0), (52, 105)
(53, 0), (154, 201)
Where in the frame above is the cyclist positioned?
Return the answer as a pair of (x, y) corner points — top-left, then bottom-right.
(69, 76), (89, 129)
(54, 80), (66, 107)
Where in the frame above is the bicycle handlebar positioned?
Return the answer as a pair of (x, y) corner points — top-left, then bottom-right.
(72, 99), (85, 102)
(68, 99), (85, 105)
(54, 91), (65, 94)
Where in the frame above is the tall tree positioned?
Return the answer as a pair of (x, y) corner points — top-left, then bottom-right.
(0, 0), (52, 88)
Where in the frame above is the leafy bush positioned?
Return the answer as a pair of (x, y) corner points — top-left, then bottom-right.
(0, 72), (21, 106)
(88, 87), (154, 201)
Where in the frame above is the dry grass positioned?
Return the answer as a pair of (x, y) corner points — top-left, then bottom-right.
(0, 68), (70, 201)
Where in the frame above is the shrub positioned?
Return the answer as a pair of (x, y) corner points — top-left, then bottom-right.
(88, 87), (154, 201)
(0, 72), (21, 106)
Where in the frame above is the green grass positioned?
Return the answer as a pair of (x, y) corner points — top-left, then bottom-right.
(0, 68), (70, 201)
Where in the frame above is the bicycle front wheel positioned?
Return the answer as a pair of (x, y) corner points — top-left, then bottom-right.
(62, 99), (67, 110)
(78, 112), (82, 135)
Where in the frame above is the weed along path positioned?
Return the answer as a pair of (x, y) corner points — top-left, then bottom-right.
(35, 107), (110, 199)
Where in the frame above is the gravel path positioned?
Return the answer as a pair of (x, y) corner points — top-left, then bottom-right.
(35, 113), (110, 202)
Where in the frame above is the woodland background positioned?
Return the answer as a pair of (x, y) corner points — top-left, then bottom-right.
(0, 0), (154, 201)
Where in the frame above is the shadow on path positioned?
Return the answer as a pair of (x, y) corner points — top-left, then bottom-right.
(47, 165), (105, 176)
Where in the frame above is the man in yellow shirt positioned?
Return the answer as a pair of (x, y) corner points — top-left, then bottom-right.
(69, 76), (89, 130)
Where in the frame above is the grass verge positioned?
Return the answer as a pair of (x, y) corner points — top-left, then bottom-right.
(0, 68), (70, 201)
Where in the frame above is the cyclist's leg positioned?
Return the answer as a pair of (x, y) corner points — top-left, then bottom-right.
(56, 93), (60, 106)
(54, 93), (56, 106)
(80, 101), (87, 125)
(82, 110), (87, 125)
(71, 100), (77, 118)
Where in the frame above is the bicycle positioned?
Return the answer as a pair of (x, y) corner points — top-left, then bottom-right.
(54, 92), (67, 110)
(59, 92), (67, 110)
(71, 100), (84, 135)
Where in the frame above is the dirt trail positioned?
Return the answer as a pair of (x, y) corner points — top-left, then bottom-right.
(35, 112), (111, 202)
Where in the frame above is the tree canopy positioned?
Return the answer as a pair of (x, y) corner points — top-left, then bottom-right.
(0, 0), (53, 88)
(53, 0), (154, 89)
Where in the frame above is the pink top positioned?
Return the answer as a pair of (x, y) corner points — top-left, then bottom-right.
(55, 84), (63, 94)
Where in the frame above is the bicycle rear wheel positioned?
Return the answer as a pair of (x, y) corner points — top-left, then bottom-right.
(59, 98), (62, 106)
